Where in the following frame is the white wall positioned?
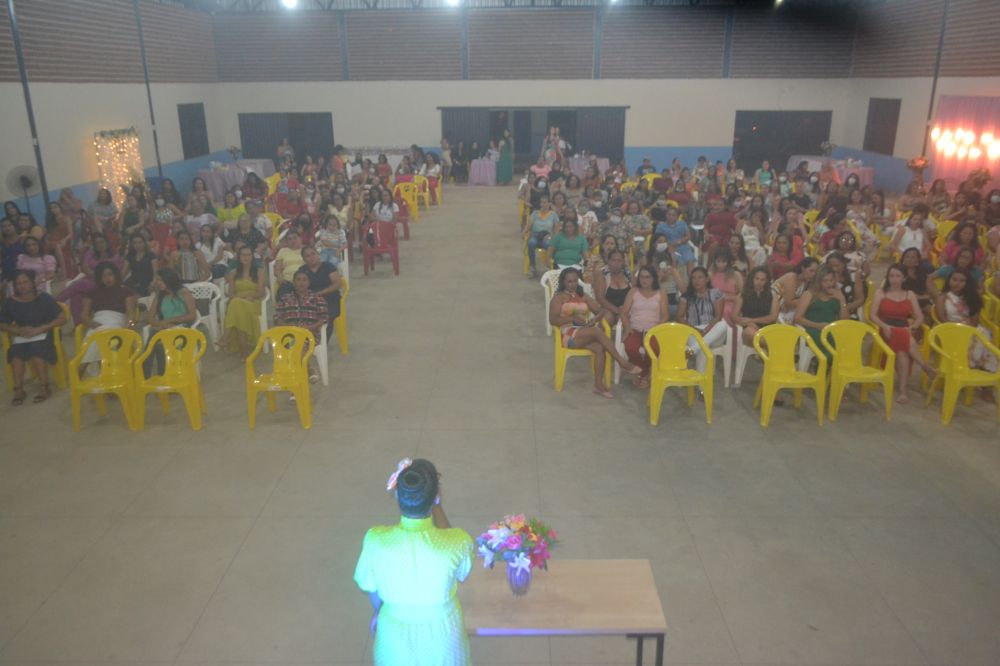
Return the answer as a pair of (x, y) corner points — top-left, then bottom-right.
(0, 82), (223, 200)
(212, 79), (856, 151)
(3, 75), (999, 200)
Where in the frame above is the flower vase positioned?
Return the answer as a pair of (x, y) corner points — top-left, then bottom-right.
(506, 564), (532, 597)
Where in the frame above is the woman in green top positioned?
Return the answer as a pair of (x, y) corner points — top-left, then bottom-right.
(548, 217), (589, 269)
(794, 265), (846, 359)
(145, 267), (198, 375)
(355, 458), (473, 666)
(497, 129), (513, 185)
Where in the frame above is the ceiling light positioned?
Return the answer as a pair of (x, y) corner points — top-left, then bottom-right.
(281, 0), (299, 8)
(445, 0), (461, 5)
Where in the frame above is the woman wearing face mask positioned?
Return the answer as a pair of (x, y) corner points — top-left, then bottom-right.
(621, 265), (669, 389)
(869, 264), (935, 403)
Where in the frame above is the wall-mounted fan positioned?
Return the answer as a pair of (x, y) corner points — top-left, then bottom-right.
(5, 165), (40, 215)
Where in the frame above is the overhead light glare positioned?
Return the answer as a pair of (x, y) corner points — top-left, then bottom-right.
(281, 0), (299, 8)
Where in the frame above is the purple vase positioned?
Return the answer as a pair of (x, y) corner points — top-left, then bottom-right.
(506, 564), (532, 596)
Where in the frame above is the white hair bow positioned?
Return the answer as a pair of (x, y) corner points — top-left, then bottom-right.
(386, 457), (413, 491)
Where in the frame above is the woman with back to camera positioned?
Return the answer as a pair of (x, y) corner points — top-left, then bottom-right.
(354, 458), (472, 666)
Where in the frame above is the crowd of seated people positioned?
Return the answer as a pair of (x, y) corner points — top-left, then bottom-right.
(0, 142), (441, 407)
(525, 148), (1000, 405)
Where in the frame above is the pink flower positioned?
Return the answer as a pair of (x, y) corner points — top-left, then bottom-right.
(503, 533), (523, 550)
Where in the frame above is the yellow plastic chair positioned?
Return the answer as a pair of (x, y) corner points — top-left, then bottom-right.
(551, 320), (612, 392)
(620, 180), (638, 194)
(753, 324), (827, 427)
(821, 320), (894, 421)
(394, 182), (419, 222)
(246, 326), (316, 429)
(3, 302), (70, 391)
(69, 328), (142, 431)
(334, 279), (349, 355)
(860, 279), (874, 324)
(133, 328), (207, 431)
(925, 323), (1000, 424)
(644, 323), (713, 425)
(413, 175), (430, 210)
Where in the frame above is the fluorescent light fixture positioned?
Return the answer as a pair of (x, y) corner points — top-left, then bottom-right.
(281, 0), (299, 8)
(445, 0), (461, 6)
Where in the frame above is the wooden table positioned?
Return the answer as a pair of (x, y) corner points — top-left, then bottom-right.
(460, 559), (668, 665)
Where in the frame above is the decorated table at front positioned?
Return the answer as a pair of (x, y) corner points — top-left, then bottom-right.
(460, 559), (668, 665)
(469, 158), (497, 186)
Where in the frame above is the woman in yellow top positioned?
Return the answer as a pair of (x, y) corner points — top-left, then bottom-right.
(216, 191), (246, 232)
(355, 459), (473, 666)
(217, 246), (265, 358)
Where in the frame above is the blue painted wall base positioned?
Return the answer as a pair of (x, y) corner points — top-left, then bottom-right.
(624, 147), (733, 175)
(10, 150), (235, 216)
(831, 147), (914, 194)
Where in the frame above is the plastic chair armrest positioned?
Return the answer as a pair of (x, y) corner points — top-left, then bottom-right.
(975, 329), (1000, 359)
(752, 330), (770, 361)
(819, 327), (838, 358)
(869, 329), (896, 359)
(802, 333), (827, 365)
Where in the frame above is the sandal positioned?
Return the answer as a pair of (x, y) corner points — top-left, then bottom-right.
(33, 385), (50, 404)
(12, 387), (26, 406)
(592, 387), (615, 399)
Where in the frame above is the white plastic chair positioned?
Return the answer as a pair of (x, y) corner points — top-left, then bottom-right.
(730, 325), (761, 388)
(539, 269), (561, 336)
(713, 328), (733, 388)
(338, 246), (350, 283)
(314, 324), (330, 387)
(184, 281), (223, 344)
(612, 321), (626, 385)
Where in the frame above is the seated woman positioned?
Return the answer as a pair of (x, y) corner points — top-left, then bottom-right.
(187, 177), (217, 215)
(218, 246), (265, 358)
(934, 269), (998, 382)
(123, 234), (158, 296)
(825, 230), (869, 284)
(794, 265), (847, 357)
(16, 236), (57, 290)
(197, 225), (230, 280)
(739, 209), (768, 268)
(419, 154), (442, 204)
(592, 249), (631, 325)
(765, 233), (800, 280)
(242, 172), (268, 203)
(354, 458), (473, 666)
(144, 267), (198, 375)
(772, 256), (820, 324)
(0, 269), (66, 405)
(644, 236), (687, 320)
(940, 222), (985, 268)
(899, 247), (933, 314)
(524, 196), (558, 277)
(300, 246), (343, 326)
(87, 189), (118, 238)
(548, 267), (640, 398)
(79, 262), (138, 367)
(371, 188), (399, 231)
(275, 269), (329, 383)
(734, 266), (778, 346)
(582, 234), (617, 286)
(708, 248), (744, 327)
(224, 213), (269, 259)
(216, 191), (246, 232)
(825, 252), (865, 320)
(676, 266), (727, 375)
(273, 229), (306, 297)
(869, 264), (936, 404)
(56, 232), (122, 322)
(928, 247), (984, 295)
(727, 233), (750, 275)
(116, 193), (148, 241)
(621, 265), (669, 389)
(548, 218), (588, 270)
(169, 230), (210, 284)
(891, 205), (931, 260)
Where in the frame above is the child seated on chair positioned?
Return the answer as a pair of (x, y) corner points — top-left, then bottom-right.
(316, 214), (347, 268)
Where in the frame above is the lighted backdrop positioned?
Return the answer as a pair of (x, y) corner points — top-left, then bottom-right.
(930, 95), (1000, 185)
(94, 128), (144, 211)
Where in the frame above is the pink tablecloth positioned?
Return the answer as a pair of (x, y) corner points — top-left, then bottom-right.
(469, 158), (497, 186)
(568, 156), (610, 179)
(200, 166), (248, 202)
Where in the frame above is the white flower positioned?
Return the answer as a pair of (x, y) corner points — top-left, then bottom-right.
(510, 552), (531, 573)
(486, 527), (512, 549)
(478, 543), (495, 568)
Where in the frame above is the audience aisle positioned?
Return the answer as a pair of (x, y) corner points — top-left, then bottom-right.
(0, 186), (999, 666)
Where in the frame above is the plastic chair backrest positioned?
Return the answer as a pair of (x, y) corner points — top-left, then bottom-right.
(369, 221), (398, 249)
(929, 323), (977, 372)
(184, 280), (221, 314)
(78, 328), (142, 378)
(143, 328), (206, 380)
(753, 324), (803, 370)
(394, 182), (416, 198)
(820, 320), (871, 371)
(644, 323), (697, 371)
(259, 326), (315, 378)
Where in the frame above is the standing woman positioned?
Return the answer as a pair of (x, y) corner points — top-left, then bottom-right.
(869, 264), (935, 404)
(355, 459), (472, 666)
(621, 265), (669, 388)
(497, 128), (514, 186)
(0, 270), (66, 405)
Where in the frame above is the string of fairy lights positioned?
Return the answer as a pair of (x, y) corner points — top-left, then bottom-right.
(93, 128), (144, 211)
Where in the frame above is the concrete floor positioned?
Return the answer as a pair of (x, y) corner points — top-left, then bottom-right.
(1, 184), (999, 666)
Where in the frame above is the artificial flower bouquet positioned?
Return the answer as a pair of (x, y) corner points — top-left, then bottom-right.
(476, 514), (557, 573)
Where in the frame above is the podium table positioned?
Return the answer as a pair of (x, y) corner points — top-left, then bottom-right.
(461, 559), (668, 665)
